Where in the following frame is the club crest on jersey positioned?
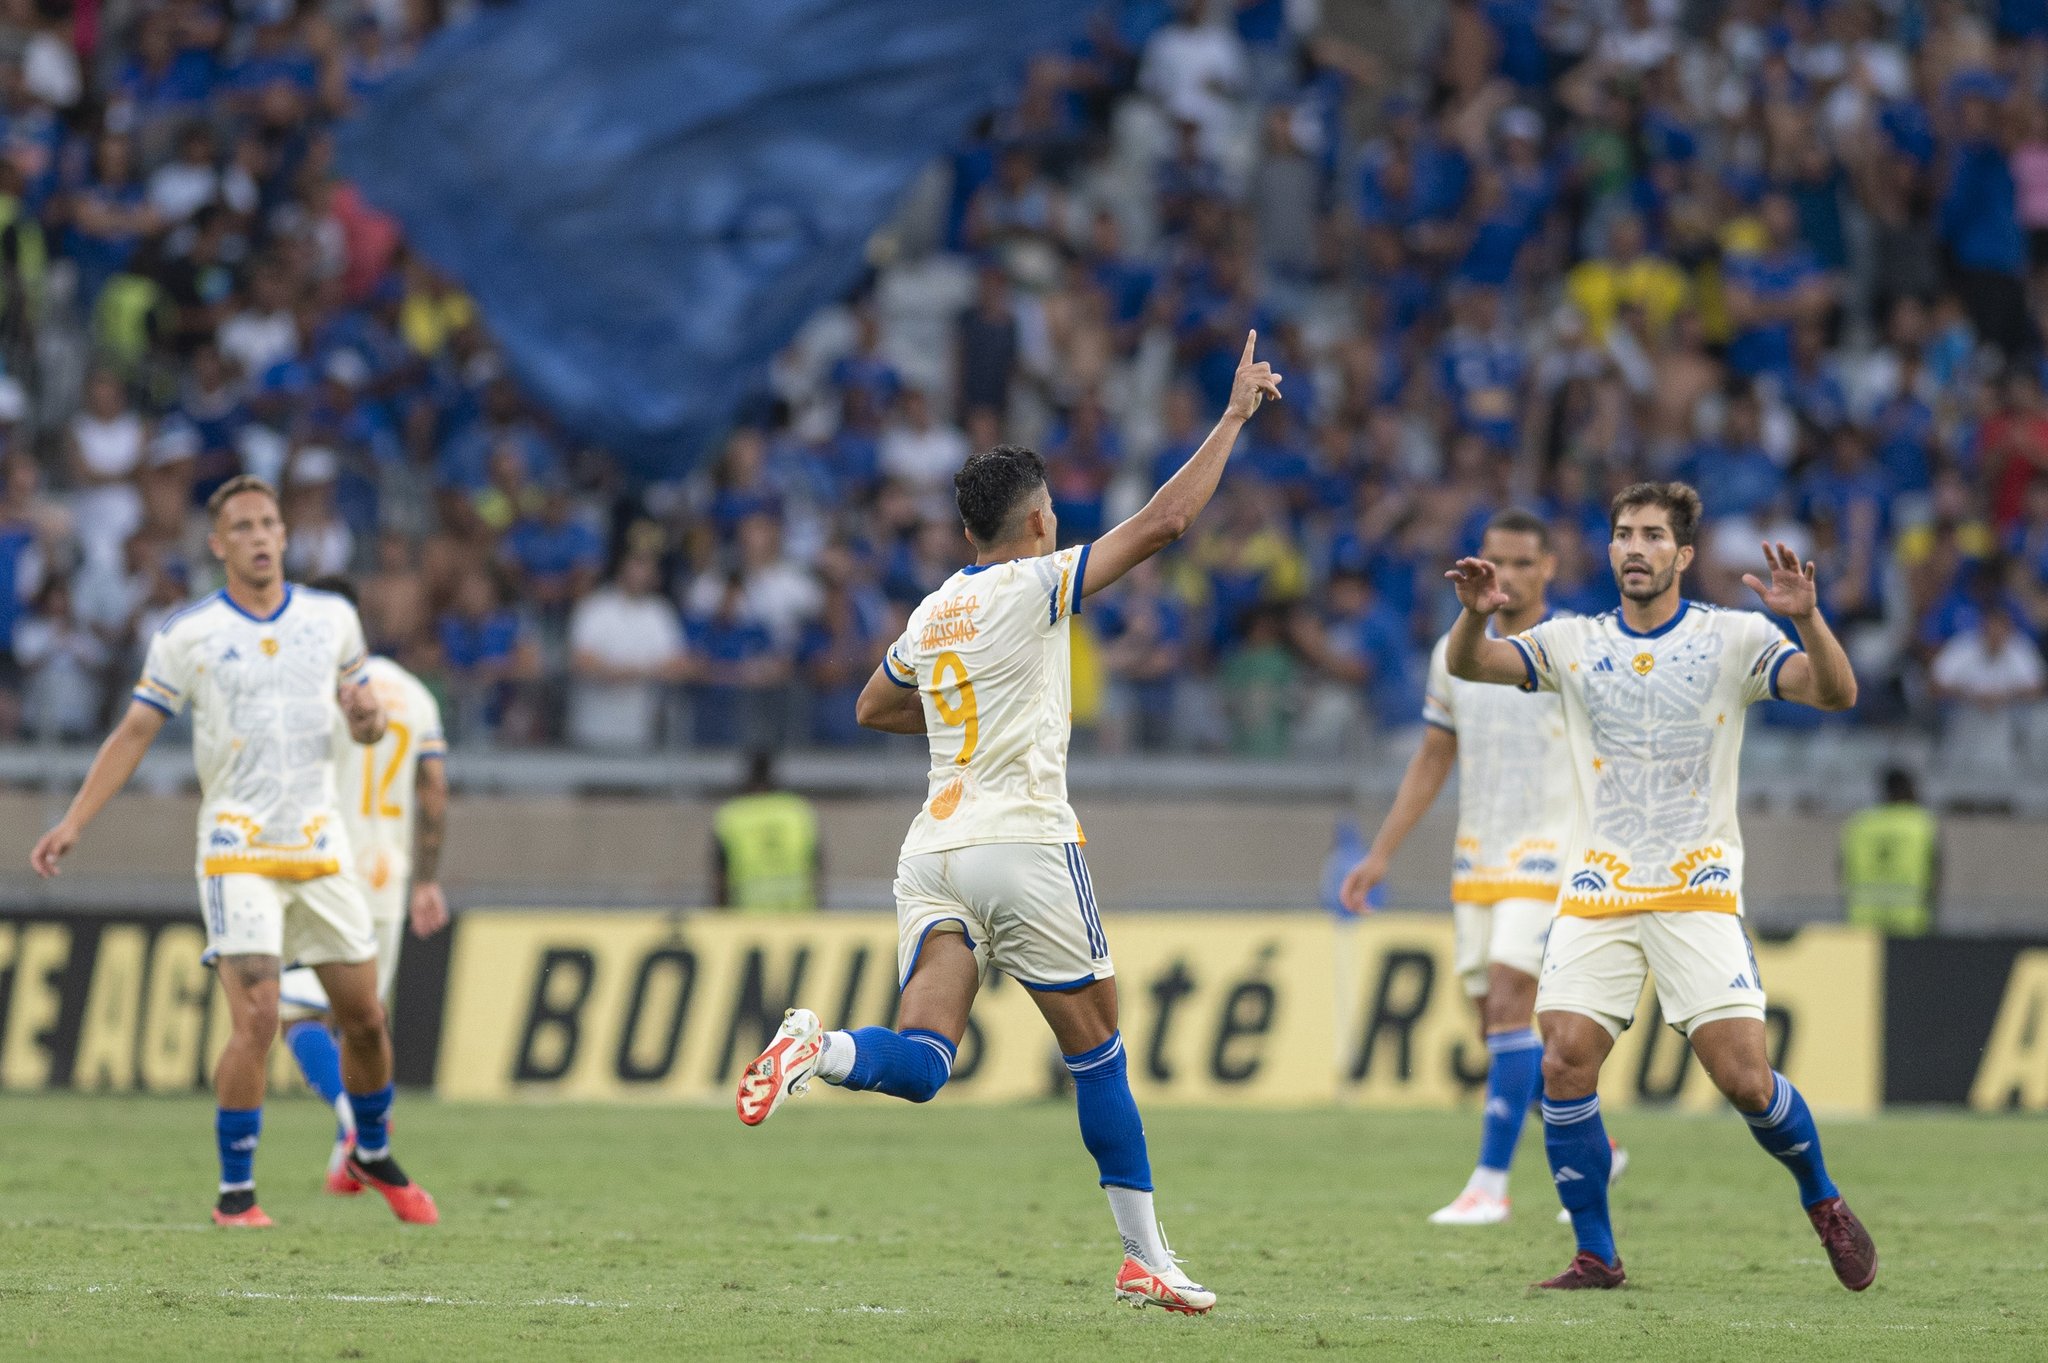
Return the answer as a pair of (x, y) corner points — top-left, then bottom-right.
(260, 637), (280, 657)
(1631, 652), (1654, 675)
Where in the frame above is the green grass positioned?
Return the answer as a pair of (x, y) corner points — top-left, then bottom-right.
(2, 1095), (2044, 1361)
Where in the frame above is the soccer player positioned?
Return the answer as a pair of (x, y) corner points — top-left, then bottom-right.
(1340, 509), (1626, 1226)
(275, 577), (450, 1195)
(735, 332), (1284, 1315)
(1442, 481), (1876, 1291)
(30, 477), (437, 1228)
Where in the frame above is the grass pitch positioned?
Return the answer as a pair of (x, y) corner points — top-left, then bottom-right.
(2, 1094), (2044, 1361)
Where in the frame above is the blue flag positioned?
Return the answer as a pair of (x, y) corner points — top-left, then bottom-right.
(338, 0), (1095, 474)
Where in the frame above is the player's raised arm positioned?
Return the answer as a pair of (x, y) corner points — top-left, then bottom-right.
(1082, 331), (1281, 597)
(1743, 541), (1858, 711)
(30, 699), (168, 876)
(1443, 559), (1536, 687)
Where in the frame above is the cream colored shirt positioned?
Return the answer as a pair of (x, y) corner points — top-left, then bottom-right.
(135, 586), (370, 881)
(886, 545), (1090, 857)
(333, 655), (445, 912)
(1423, 621), (1575, 906)
(1507, 601), (1802, 918)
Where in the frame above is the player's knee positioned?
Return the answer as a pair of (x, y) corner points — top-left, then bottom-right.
(1541, 1045), (1596, 1096)
(235, 996), (279, 1039)
(333, 996), (388, 1046)
(1711, 1058), (1776, 1112)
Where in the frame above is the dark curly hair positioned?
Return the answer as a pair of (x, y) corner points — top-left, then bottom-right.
(1609, 481), (1704, 548)
(954, 443), (1047, 545)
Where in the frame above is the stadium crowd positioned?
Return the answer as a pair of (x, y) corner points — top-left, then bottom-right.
(0, 0), (2044, 770)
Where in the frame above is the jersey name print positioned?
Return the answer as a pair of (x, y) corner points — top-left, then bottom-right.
(885, 545), (1090, 857)
(1507, 601), (1801, 918)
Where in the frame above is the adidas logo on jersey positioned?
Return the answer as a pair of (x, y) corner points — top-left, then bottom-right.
(1591, 656), (1616, 672)
(1730, 973), (1751, 989)
(221, 646), (240, 662)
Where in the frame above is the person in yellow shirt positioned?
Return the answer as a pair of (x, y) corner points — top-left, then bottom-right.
(712, 750), (821, 913)
(1566, 213), (1688, 342)
(1840, 768), (1939, 936)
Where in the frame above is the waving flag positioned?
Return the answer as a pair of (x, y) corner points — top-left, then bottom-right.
(339, 0), (1094, 474)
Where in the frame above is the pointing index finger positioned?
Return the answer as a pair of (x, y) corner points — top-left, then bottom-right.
(1242, 330), (1257, 365)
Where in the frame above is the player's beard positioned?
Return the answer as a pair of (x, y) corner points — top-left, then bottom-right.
(1615, 560), (1675, 603)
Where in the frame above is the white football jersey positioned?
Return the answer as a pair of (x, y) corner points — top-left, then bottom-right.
(134, 585), (372, 881)
(885, 544), (1090, 857)
(333, 655), (446, 911)
(1506, 600), (1802, 919)
(1422, 621), (1574, 906)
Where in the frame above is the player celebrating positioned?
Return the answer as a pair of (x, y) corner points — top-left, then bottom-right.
(1443, 481), (1875, 1291)
(736, 332), (1283, 1315)
(276, 577), (450, 1195)
(1340, 509), (1625, 1226)
(30, 477), (437, 1228)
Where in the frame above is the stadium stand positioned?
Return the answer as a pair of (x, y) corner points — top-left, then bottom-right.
(0, 0), (2040, 790)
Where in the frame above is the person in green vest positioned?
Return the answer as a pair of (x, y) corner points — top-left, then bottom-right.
(712, 750), (821, 913)
(1840, 767), (1939, 936)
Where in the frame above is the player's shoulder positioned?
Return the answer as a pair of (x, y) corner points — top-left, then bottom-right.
(293, 583), (363, 623)
(1682, 599), (1778, 639)
(152, 591), (229, 641)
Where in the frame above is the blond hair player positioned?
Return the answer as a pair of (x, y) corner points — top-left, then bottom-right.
(31, 477), (436, 1227)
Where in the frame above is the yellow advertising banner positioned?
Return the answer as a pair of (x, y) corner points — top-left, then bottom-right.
(436, 911), (1881, 1114)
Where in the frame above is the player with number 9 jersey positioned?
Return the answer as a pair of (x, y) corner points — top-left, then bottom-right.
(735, 331), (1286, 1316)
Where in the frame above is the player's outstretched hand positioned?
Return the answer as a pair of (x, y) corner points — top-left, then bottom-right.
(1741, 541), (1818, 619)
(1445, 557), (1510, 616)
(410, 881), (450, 938)
(1338, 853), (1387, 916)
(1226, 330), (1284, 420)
(31, 821), (77, 878)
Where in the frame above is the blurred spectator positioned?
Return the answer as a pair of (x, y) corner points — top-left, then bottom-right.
(879, 388), (969, 496)
(1840, 767), (1940, 937)
(1930, 604), (2045, 786)
(17, 578), (108, 740)
(66, 370), (148, 568)
(503, 485), (603, 618)
(688, 571), (790, 749)
(1094, 556), (1188, 752)
(712, 750), (821, 913)
(567, 552), (690, 751)
(437, 569), (542, 740)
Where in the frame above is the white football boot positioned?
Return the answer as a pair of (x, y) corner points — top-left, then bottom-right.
(736, 1008), (824, 1127)
(1114, 1226), (1216, 1315)
(1429, 1186), (1512, 1225)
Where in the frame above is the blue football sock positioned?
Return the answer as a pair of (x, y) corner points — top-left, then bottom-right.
(216, 1106), (261, 1191)
(1478, 1028), (1543, 1174)
(839, 1026), (954, 1103)
(349, 1083), (395, 1157)
(1742, 1072), (1839, 1208)
(1542, 1093), (1616, 1264)
(285, 1021), (347, 1134)
(1065, 1033), (1152, 1191)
